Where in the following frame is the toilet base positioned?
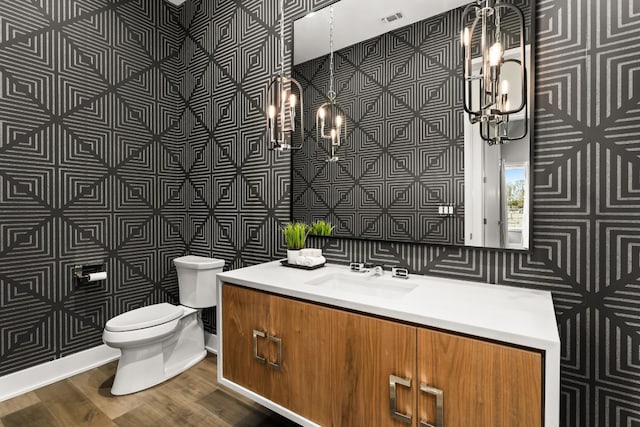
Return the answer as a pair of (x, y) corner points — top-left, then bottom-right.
(109, 308), (207, 395)
(111, 349), (206, 395)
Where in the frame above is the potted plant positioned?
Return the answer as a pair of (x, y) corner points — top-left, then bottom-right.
(282, 222), (309, 263)
(309, 220), (334, 237)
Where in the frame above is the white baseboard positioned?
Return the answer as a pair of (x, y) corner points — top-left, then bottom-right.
(0, 344), (121, 403)
(204, 332), (218, 354)
(1, 333), (217, 403)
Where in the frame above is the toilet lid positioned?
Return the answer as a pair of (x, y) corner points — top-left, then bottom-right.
(105, 303), (184, 332)
(174, 255), (225, 270)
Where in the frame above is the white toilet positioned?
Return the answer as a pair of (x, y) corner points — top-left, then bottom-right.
(102, 255), (224, 395)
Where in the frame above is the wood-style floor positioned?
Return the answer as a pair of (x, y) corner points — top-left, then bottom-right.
(0, 354), (299, 427)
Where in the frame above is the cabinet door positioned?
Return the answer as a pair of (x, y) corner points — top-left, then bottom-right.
(331, 310), (417, 427)
(267, 294), (332, 426)
(417, 328), (542, 427)
(221, 283), (272, 397)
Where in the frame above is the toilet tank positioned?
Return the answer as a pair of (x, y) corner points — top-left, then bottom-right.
(173, 256), (225, 308)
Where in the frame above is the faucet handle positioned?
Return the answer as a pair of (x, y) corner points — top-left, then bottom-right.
(349, 262), (368, 273)
(392, 267), (409, 279)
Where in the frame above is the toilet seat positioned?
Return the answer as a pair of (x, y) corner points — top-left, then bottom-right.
(106, 303), (184, 332)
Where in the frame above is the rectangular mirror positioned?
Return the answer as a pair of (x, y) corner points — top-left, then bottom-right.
(291, 0), (533, 249)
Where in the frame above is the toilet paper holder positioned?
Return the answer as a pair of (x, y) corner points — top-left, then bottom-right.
(73, 264), (107, 285)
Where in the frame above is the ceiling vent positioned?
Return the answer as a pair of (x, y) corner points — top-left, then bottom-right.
(381, 12), (403, 24)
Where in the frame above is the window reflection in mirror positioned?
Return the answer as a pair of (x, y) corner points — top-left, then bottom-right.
(504, 164), (529, 249)
(463, 141), (530, 250)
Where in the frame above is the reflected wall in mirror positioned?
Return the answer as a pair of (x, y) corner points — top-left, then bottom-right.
(291, 0), (532, 248)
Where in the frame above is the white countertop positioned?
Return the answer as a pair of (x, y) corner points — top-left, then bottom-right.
(217, 260), (560, 351)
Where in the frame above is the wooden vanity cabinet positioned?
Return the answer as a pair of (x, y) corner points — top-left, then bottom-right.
(221, 284), (332, 426)
(417, 328), (542, 427)
(221, 283), (271, 397)
(331, 315), (542, 427)
(331, 310), (417, 427)
(221, 283), (543, 427)
(267, 292), (332, 425)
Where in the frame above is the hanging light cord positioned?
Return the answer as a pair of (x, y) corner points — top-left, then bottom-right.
(328, 6), (336, 101)
(495, 4), (501, 46)
(279, 0), (285, 78)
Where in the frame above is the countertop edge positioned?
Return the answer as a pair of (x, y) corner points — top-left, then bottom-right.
(216, 261), (560, 353)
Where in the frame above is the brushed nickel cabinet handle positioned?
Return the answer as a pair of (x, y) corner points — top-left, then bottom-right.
(267, 335), (282, 369)
(389, 374), (412, 424)
(420, 383), (444, 427)
(252, 329), (266, 364)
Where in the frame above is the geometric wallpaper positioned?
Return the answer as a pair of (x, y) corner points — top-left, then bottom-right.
(1, 0), (639, 426)
(291, 1), (530, 247)
(0, 0), (204, 377)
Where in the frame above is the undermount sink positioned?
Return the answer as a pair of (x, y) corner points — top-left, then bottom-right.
(305, 273), (418, 299)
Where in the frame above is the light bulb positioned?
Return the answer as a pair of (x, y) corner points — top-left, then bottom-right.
(489, 42), (503, 66)
(330, 128), (336, 141)
(318, 108), (326, 119)
(501, 80), (509, 95)
(289, 94), (296, 108)
(268, 105), (276, 119)
(335, 115), (342, 127)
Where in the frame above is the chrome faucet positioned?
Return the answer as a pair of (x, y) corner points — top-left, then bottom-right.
(391, 267), (409, 279)
(349, 262), (383, 276)
(350, 263), (409, 279)
(349, 262), (368, 273)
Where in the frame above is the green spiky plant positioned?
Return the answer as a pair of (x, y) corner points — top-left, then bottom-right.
(281, 222), (309, 250)
(309, 220), (334, 237)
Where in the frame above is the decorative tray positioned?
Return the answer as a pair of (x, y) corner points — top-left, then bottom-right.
(280, 259), (326, 270)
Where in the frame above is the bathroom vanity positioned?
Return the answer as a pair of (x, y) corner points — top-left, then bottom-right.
(216, 261), (560, 427)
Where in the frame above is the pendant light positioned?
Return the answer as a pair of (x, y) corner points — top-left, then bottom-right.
(461, 0), (527, 145)
(266, 0), (304, 151)
(316, 6), (347, 162)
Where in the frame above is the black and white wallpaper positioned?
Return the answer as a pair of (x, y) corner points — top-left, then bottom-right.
(0, 0), (213, 376)
(0, 0), (639, 426)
